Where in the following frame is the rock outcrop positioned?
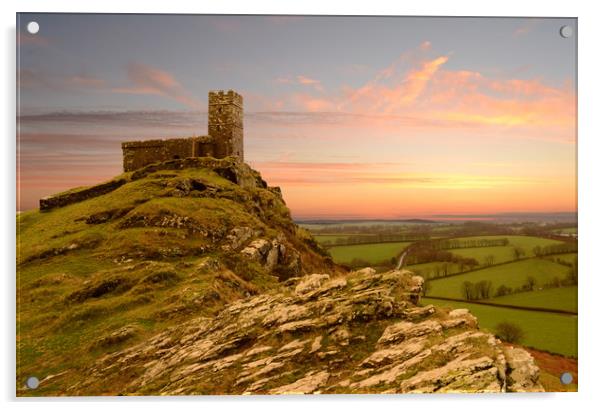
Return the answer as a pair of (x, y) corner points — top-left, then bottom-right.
(65, 269), (543, 395)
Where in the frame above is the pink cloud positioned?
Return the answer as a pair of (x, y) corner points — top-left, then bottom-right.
(18, 69), (105, 91)
(18, 33), (49, 46)
(513, 19), (540, 37)
(263, 42), (574, 140)
(274, 74), (325, 92)
(111, 63), (202, 109)
(296, 75), (324, 92)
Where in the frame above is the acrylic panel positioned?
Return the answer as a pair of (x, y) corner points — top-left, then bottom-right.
(16, 14), (577, 396)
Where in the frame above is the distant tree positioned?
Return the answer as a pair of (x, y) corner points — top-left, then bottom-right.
(566, 258), (578, 285)
(495, 321), (525, 344)
(495, 284), (512, 297)
(462, 281), (476, 300)
(442, 263), (449, 276)
(474, 280), (493, 299)
(465, 259), (479, 270)
(524, 276), (537, 291)
(484, 255), (495, 266)
(549, 276), (562, 288)
(513, 246), (526, 260)
(533, 246), (542, 257)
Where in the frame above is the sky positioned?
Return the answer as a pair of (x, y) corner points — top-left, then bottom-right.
(17, 14), (577, 218)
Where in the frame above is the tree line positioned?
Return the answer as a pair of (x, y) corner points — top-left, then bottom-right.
(432, 238), (509, 250)
(532, 243), (578, 256)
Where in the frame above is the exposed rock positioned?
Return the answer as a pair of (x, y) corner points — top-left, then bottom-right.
(504, 346), (545, 392)
(377, 320), (442, 346)
(221, 227), (256, 251)
(309, 336), (323, 353)
(90, 325), (139, 349)
(330, 326), (351, 346)
(361, 338), (428, 368)
(294, 274), (330, 295)
(239, 237), (295, 274)
(269, 370), (330, 394)
(195, 257), (221, 273)
(63, 269), (543, 395)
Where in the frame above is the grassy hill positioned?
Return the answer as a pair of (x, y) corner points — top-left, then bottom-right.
(17, 157), (336, 393)
(327, 241), (412, 265)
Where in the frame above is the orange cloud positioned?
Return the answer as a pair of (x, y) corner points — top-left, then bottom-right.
(265, 43), (575, 140)
(18, 33), (49, 46)
(296, 75), (324, 92)
(275, 74), (325, 92)
(112, 63), (202, 109)
(18, 69), (105, 91)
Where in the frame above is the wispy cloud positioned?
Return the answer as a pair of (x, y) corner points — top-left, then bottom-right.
(19, 69), (105, 91)
(111, 63), (203, 109)
(275, 74), (325, 92)
(265, 42), (575, 140)
(513, 19), (540, 37)
(18, 32), (49, 46)
(296, 75), (324, 92)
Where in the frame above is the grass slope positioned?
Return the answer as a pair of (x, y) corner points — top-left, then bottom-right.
(490, 286), (577, 313)
(327, 241), (412, 264)
(16, 159), (332, 392)
(422, 297), (577, 357)
(427, 258), (571, 299)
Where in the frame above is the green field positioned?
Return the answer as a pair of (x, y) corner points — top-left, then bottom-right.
(554, 227), (577, 234)
(328, 241), (412, 264)
(450, 246), (515, 265)
(449, 235), (564, 256)
(427, 258), (571, 299)
(422, 297), (577, 357)
(543, 253), (577, 265)
(407, 261), (463, 277)
(313, 234), (373, 245)
(490, 286), (577, 313)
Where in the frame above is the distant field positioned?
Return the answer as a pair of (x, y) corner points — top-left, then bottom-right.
(327, 241), (412, 264)
(554, 227), (577, 234)
(427, 258), (571, 299)
(406, 261), (463, 277)
(449, 235), (564, 254)
(444, 235), (568, 265)
(422, 297), (577, 357)
(490, 286), (577, 313)
(450, 246), (515, 265)
(312, 234), (373, 245)
(543, 253), (577, 265)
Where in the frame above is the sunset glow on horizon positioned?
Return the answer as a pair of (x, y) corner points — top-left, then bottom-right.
(17, 15), (576, 218)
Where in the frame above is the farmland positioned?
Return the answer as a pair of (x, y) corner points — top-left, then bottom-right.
(327, 241), (412, 264)
(427, 258), (571, 299)
(422, 297), (577, 357)
(490, 286), (577, 313)
(305, 218), (578, 358)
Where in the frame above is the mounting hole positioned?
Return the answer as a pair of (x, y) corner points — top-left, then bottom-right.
(26, 376), (40, 389)
(560, 25), (573, 38)
(560, 372), (573, 385)
(27, 21), (40, 35)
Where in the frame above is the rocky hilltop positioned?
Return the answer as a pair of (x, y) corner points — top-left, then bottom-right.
(17, 158), (543, 395)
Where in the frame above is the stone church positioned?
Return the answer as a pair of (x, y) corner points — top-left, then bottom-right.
(121, 90), (244, 172)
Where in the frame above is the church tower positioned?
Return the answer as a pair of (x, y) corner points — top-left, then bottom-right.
(207, 90), (244, 162)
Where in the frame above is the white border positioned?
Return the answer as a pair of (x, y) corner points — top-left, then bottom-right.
(3, 0), (600, 408)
